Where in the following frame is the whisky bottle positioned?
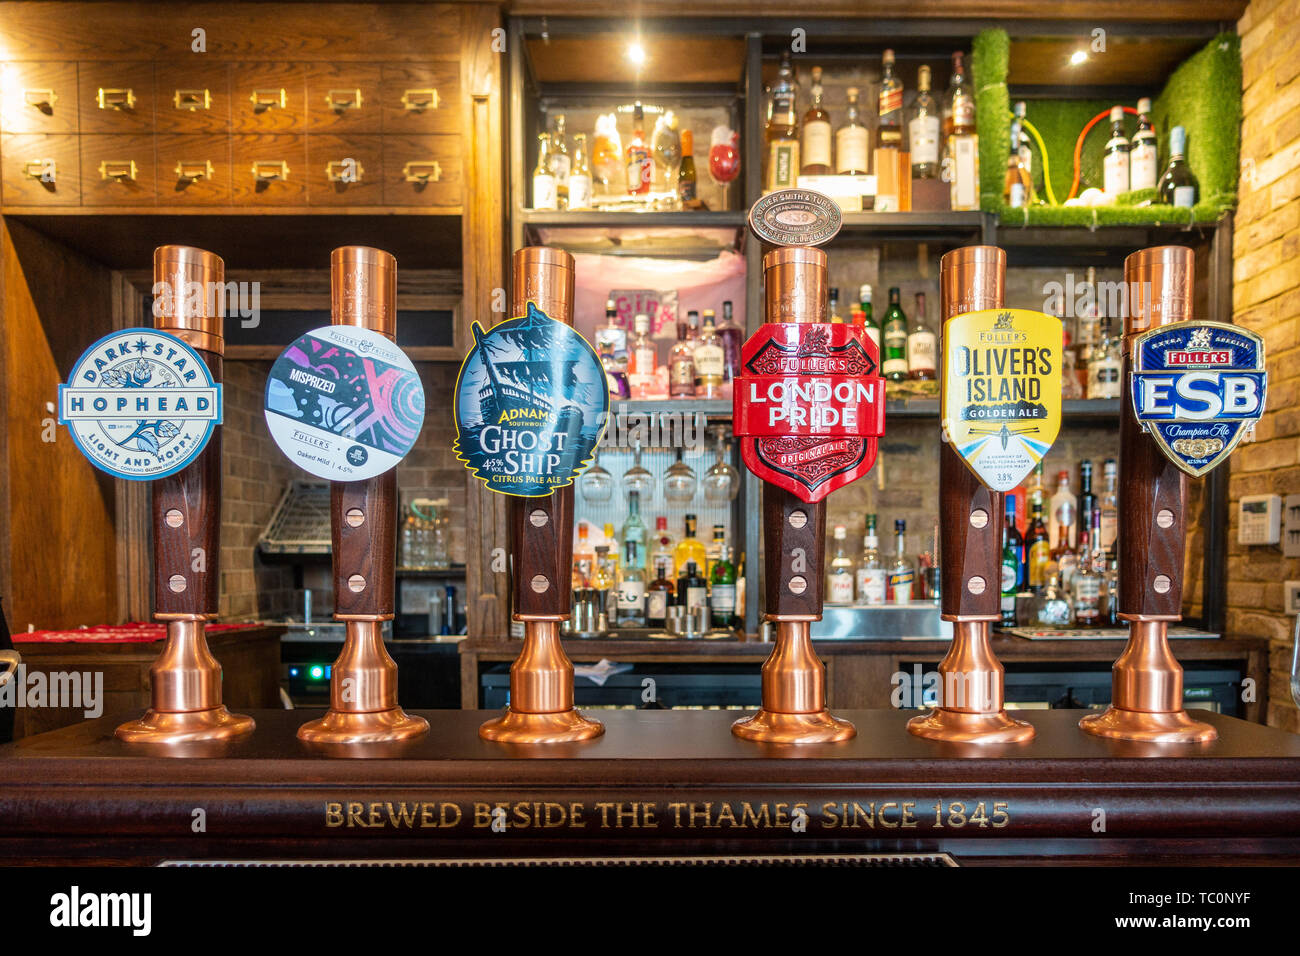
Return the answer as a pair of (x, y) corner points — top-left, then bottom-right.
(1026, 499), (1051, 590)
(709, 534), (737, 628)
(835, 87), (870, 175)
(801, 66), (833, 175)
(568, 133), (593, 210)
(765, 51), (800, 192)
(669, 312), (696, 398)
(908, 65), (941, 179)
(532, 132), (558, 211)
(1003, 120), (1032, 207)
(886, 519), (914, 604)
(1102, 105), (1130, 198)
(907, 291), (937, 380)
(673, 514), (708, 577)
(946, 52), (980, 211)
(877, 49), (904, 149)
(1129, 98), (1158, 192)
(827, 525), (856, 605)
(855, 514), (886, 605)
(1048, 468), (1078, 552)
(1070, 529), (1101, 627)
(1086, 312), (1122, 399)
(646, 564), (674, 628)
(881, 287), (909, 382)
(1158, 125), (1198, 208)
(694, 309), (725, 398)
(616, 541), (647, 627)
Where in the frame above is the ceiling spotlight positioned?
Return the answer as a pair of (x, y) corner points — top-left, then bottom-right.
(1070, 50), (1089, 66)
(628, 42), (646, 67)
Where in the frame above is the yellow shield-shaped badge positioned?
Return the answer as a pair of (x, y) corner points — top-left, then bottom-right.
(942, 308), (1062, 492)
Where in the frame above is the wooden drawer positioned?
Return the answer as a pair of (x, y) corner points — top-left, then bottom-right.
(383, 134), (460, 208)
(79, 134), (156, 206)
(231, 134), (307, 205)
(306, 64), (382, 133)
(78, 62), (154, 133)
(306, 134), (384, 206)
(0, 133), (80, 205)
(154, 62), (231, 133)
(231, 63), (307, 132)
(380, 63), (459, 134)
(156, 134), (231, 204)
(1, 62), (79, 133)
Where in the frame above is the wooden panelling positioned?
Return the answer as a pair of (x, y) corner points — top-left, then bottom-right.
(153, 61), (231, 133)
(305, 134), (384, 206)
(231, 63), (307, 133)
(0, 133), (80, 205)
(230, 133), (307, 205)
(380, 63), (460, 135)
(0, 62), (79, 133)
(78, 133), (156, 206)
(77, 61), (154, 133)
(382, 133), (460, 209)
(305, 63), (383, 134)
(154, 133), (233, 204)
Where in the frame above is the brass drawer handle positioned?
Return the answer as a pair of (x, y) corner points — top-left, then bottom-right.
(175, 159), (215, 182)
(325, 88), (362, 112)
(402, 160), (441, 183)
(250, 88), (287, 111)
(174, 88), (211, 111)
(97, 87), (136, 110)
(325, 159), (364, 183)
(99, 159), (138, 181)
(24, 88), (57, 111)
(23, 159), (56, 182)
(401, 88), (439, 112)
(251, 160), (289, 181)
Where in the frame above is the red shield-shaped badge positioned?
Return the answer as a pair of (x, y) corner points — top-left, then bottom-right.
(732, 323), (886, 502)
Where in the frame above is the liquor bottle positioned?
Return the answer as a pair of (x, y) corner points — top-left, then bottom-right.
(678, 561), (708, 618)
(709, 534), (737, 628)
(1089, 507), (1106, 573)
(1158, 125), (1198, 208)
(592, 112), (624, 195)
(886, 519), (914, 604)
(1025, 460), (1046, 512)
(568, 133), (593, 210)
(835, 87), (870, 175)
(1026, 499), (1050, 590)
(597, 335), (630, 400)
(1103, 558), (1120, 625)
(1001, 494), (1024, 627)
(1014, 101), (1034, 188)
(550, 114), (572, 208)
(907, 291), (937, 380)
(626, 103), (652, 196)
(1052, 522), (1077, 594)
(946, 51), (975, 135)
(669, 312), (696, 398)
(718, 300), (743, 382)
(765, 51), (800, 192)
(1033, 566), (1074, 627)
(532, 132), (558, 210)
(801, 66), (833, 175)
(595, 298), (628, 367)
(1075, 266), (1101, 393)
(881, 287), (909, 382)
(946, 52), (980, 211)
(1086, 311), (1122, 399)
(592, 542), (614, 617)
(1103, 106), (1130, 198)
(646, 564), (673, 628)
(1076, 460), (1095, 545)
(572, 521), (595, 589)
(858, 284), (881, 354)
(1003, 119), (1032, 207)
(1048, 469), (1077, 552)
(677, 129), (697, 203)
(827, 525), (856, 605)
(828, 288), (844, 324)
(1129, 98), (1158, 192)
(925, 519), (941, 604)
(706, 523), (726, 577)
(673, 514), (708, 577)
(622, 490), (646, 568)
(616, 541), (646, 627)
(629, 313), (657, 398)
(1071, 529), (1102, 627)
(908, 65), (941, 179)
(650, 516), (675, 579)
(694, 309), (725, 398)
(1099, 458), (1118, 554)
(855, 514), (886, 605)
(877, 49), (904, 150)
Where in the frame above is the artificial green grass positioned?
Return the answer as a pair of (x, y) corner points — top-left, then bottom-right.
(972, 29), (1240, 227)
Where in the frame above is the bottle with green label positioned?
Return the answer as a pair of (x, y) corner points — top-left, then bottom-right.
(1001, 494), (1023, 626)
(709, 533), (737, 629)
(881, 287), (909, 382)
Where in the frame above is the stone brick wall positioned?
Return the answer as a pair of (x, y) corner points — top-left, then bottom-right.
(1232, 0), (1300, 731)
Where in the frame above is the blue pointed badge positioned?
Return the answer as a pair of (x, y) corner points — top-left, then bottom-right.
(1131, 321), (1267, 477)
(454, 303), (609, 497)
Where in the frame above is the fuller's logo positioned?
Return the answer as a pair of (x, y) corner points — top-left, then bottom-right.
(1131, 321), (1266, 477)
(58, 328), (221, 481)
(942, 308), (1062, 492)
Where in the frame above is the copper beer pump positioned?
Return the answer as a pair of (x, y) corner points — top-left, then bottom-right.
(1079, 246), (1217, 743)
(116, 246), (255, 743)
(732, 245), (856, 744)
(479, 247), (604, 744)
(297, 247), (429, 744)
(907, 247), (1035, 744)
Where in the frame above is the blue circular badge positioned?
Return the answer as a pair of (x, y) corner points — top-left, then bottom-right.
(58, 328), (222, 481)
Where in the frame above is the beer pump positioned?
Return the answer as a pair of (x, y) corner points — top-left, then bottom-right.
(1081, 246), (1266, 743)
(731, 190), (885, 743)
(117, 246), (254, 743)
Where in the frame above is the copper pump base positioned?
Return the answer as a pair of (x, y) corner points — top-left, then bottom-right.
(1078, 706), (1217, 743)
(732, 621), (856, 744)
(479, 620), (604, 744)
(479, 708), (605, 743)
(298, 707), (428, 744)
(116, 706), (255, 744)
(732, 708), (856, 743)
(906, 708), (1035, 744)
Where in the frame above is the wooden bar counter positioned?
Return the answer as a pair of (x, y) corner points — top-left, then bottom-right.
(0, 709), (1297, 865)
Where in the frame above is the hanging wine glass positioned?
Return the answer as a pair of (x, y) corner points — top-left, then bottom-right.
(651, 110), (682, 191)
(702, 433), (740, 503)
(622, 440), (655, 501)
(663, 448), (698, 505)
(579, 448), (614, 503)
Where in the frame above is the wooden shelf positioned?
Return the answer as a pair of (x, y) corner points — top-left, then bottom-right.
(835, 210), (988, 242)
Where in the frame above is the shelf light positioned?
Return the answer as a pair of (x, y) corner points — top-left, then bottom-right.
(627, 41), (646, 67)
(1070, 50), (1089, 66)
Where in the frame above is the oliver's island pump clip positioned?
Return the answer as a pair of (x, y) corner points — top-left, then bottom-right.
(730, 189), (886, 744)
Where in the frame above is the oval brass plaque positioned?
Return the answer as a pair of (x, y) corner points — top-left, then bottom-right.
(747, 189), (842, 247)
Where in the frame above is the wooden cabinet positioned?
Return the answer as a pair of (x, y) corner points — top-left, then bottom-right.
(306, 134), (383, 206)
(154, 62), (232, 133)
(231, 133), (307, 205)
(77, 62), (154, 133)
(0, 62), (79, 133)
(305, 64), (383, 134)
(383, 133), (460, 208)
(79, 133), (155, 205)
(155, 134), (232, 204)
(231, 63), (308, 133)
(380, 63), (459, 134)
(0, 133), (80, 204)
